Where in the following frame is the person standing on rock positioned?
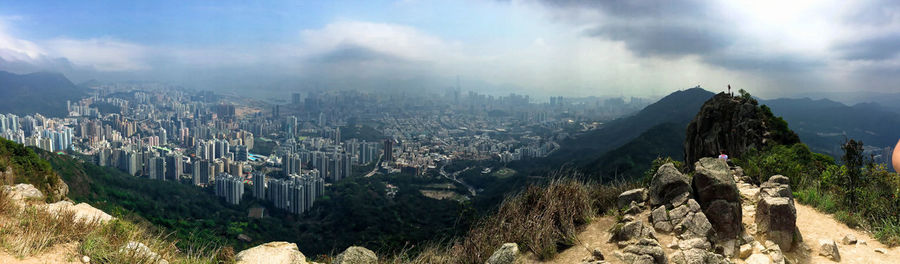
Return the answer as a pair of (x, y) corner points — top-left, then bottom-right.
(718, 150), (729, 161)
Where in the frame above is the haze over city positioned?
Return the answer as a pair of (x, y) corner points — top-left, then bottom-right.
(2, 0), (899, 99)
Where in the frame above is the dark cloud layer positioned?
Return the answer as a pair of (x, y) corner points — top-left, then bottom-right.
(834, 33), (900, 61)
(541, 0), (824, 73)
(586, 21), (733, 57)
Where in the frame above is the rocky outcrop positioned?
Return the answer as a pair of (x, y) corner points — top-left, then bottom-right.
(333, 246), (377, 264)
(235, 242), (308, 264)
(648, 163), (692, 207)
(755, 175), (799, 251)
(486, 243), (518, 264)
(692, 158), (741, 247)
(683, 92), (798, 170)
(43, 200), (115, 224)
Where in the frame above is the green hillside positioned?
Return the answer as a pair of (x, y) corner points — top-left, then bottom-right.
(0, 137), (66, 201)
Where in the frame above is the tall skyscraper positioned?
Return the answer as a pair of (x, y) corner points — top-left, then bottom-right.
(165, 153), (183, 181)
(383, 138), (394, 162)
(252, 172), (265, 200)
(149, 156), (166, 181)
(215, 173), (244, 205)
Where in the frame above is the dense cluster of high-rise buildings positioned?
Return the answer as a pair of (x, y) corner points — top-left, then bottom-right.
(0, 81), (637, 215)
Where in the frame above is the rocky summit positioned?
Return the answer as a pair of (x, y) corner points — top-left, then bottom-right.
(683, 92), (798, 169)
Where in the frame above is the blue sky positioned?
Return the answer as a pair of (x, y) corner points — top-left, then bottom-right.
(1, 0), (899, 99)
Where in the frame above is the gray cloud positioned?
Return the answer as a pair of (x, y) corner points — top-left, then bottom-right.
(702, 52), (823, 72)
(539, 0), (826, 73)
(309, 43), (409, 64)
(586, 21), (734, 57)
(833, 33), (900, 61)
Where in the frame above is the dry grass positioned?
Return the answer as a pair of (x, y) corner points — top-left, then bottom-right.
(0, 189), (231, 264)
(382, 175), (638, 264)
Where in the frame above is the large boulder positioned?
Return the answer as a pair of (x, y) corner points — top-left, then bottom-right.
(692, 158), (741, 244)
(619, 238), (667, 264)
(755, 175), (799, 252)
(1, 183), (44, 203)
(43, 200), (115, 224)
(648, 163), (692, 207)
(334, 246), (377, 264)
(236, 242), (308, 264)
(610, 219), (656, 244)
(485, 243), (518, 264)
(618, 188), (648, 209)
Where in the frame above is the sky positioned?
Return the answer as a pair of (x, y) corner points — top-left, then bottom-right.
(1, 0), (899, 99)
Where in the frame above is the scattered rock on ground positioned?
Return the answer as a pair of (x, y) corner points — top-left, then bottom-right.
(817, 239), (840, 262)
(334, 246), (377, 264)
(235, 241), (308, 264)
(485, 243), (518, 264)
(874, 248), (887, 254)
(841, 234), (857, 245)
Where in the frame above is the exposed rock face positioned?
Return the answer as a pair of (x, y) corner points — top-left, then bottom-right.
(755, 175), (799, 251)
(692, 158), (741, 245)
(618, 188), (648, 209)
(2, 183), (44, 202)
(684, 92), (780, 170)
(648, 163), (692, 207)
(43, 200), (115, 224)
(333, 246), (377, 264)
(235, 242), (308, 264)
(485, 243), (518, 264)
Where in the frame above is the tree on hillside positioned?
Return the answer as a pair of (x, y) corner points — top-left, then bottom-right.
(841, 138), (864, 208)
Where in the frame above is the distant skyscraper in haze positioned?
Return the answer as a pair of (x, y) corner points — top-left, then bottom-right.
(292, 93), (301, 105)
(383, 138), (394, 162)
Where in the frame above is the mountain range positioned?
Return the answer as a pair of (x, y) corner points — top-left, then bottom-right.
(0, 71), (88, 117)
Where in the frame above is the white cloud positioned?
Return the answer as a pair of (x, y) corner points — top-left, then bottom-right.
(45, 38), (149, 71)
(0, 20), (46, 62)
(298, 21), (456, 62)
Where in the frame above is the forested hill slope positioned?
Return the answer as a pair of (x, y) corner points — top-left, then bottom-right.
(0, 71), (88, 117)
